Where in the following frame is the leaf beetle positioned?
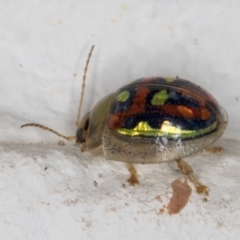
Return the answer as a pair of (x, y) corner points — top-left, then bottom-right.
(21, 46), (228, 194)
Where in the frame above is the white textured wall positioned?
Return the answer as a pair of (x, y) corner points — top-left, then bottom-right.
(0, 1), (240, 239)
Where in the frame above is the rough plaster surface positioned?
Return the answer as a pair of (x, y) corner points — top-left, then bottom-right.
(0, 1), (240, 239)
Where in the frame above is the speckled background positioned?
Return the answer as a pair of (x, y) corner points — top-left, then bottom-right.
(0, 1), (239, 239)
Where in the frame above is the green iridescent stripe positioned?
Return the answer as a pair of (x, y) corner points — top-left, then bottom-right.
(117, 121), (218, 139)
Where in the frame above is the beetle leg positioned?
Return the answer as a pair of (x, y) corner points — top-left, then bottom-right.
(176, 159), (208, 195)
(81, 143), (87, 152)
(126, 163), (139, 186)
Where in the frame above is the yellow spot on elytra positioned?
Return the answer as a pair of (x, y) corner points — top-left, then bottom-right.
(161, 121), (182, 135)
(151, 90), (168, 105)
(116, 90), (130, 102)
(117, 120), (218, 138)
(165, 77), (176, 82)
(117, 121), (182, 137)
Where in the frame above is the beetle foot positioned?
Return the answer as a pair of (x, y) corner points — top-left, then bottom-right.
(189, 173), (209, 195)
(126, 163), (139, 186)
(81, 143), (87, 152)
(176, 159), (208, 195)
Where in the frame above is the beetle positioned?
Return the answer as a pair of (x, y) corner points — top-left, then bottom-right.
(21, 46), (228, 194)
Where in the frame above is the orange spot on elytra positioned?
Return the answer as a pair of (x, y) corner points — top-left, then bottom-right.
(161, 105), (211, 120)
(201, 108), (211, 120)
(108, 114), (123, 129)
(177, 106), (193, 118)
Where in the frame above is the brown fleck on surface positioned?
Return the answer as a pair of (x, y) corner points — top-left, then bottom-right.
(203, 197), (208, 202)
(156, 196), (162, 203)
(58, 141), (65, 146)
(159, 208), (165, 214)
(167, 178), (192, 214)
(204, 146), (223, 153)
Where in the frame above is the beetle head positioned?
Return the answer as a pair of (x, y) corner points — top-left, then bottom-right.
(76, 111), (91, 151)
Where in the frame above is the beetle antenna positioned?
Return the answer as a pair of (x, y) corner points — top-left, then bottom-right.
(75, 45), (95, 127)
(21, 123), (76, 141)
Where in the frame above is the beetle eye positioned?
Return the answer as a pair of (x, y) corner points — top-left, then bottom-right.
(76, 118), (90, 143)
(76, 128), (86, 143)
(83, 118), (89, 130)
